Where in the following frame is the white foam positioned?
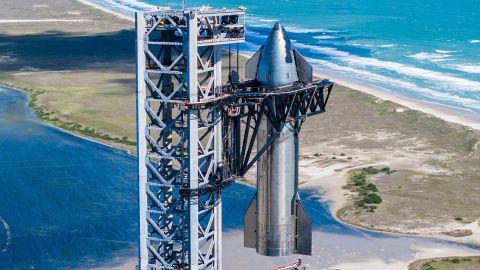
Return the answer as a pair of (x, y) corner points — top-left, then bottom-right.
(408, 52), (452, 62)
(451, 64), (480, 74)
(307, 57), (480, 111)
(245, 30), (268, 40)
(77, 0), (135, 20)
(247, 21), (274, 28)
(469, 40), (480, 44)
(379, 44), (396, 48)
(101, 0), (137, 11)
(435, 49), (456, 53)
(0, 216), (11, 253)
(259, 19), (277, 23)
(294, 43), (480, 91)
(429, 58), (454, 62)
(313, 35), (338, 40)
(0, 55), (17, 63)
(350, 43), (396, 48)
(350, 43), (376, 47)
(111, 0), (155, 10)
(285, 26), (337, 34)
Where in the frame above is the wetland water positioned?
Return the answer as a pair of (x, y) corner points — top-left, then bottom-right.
(0, 86), (478, 269)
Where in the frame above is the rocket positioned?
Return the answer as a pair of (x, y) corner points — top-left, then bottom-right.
(243, 23), (313, 256)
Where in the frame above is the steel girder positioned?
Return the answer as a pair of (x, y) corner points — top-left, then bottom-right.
(223, 81), (334, 177)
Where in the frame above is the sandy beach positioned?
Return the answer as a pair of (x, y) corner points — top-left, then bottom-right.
(1, 0), (480, 269)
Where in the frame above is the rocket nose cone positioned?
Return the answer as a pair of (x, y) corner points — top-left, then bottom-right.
(256, 22), (298, 87)
(267, 22), (290, 46)
(272, 22), (282, 30)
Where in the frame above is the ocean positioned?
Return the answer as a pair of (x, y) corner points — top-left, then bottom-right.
(92, 0), (480, 119)
(1, 86), (479, 269)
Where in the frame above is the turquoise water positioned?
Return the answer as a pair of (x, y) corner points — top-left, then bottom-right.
(1, 86), (479, 268)
(96, 0), (480, 118)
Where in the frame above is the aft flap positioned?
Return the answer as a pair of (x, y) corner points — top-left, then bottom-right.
(295, 198), (312, 255)
(245, 46), (263, 79)
(293, 50), (313, 82)
(244, 194), (257, 248)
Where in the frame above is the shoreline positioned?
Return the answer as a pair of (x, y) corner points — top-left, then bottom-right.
(324, 74), (480, 131)
(300, 161), (480, 269)
(0, 84), (136, 156)
(307, 161), (480, 247)
(409, 256), (480, 270)
(76, 0), (134, 22)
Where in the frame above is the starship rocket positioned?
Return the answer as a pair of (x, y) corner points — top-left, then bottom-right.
(243, 22), (313, 256)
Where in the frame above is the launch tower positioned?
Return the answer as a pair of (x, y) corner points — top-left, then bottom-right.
(136, 7), (332, 270)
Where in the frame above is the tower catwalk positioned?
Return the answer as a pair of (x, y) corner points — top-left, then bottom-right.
(136, 8), (245, 270)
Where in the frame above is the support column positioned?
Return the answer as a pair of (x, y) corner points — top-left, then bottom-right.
(213, 44), (223, 270)
(135, 12), (148, 270)
(186, 11), (199, 270)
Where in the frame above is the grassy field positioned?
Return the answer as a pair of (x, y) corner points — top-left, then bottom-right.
(0, 0), (137, 151)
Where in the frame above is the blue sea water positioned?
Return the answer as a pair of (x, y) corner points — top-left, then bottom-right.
(1, 86), (479, 268)
(95, 0), (480, 118)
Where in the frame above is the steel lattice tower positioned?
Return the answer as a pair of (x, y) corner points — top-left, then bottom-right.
(136, 8), (245, 270)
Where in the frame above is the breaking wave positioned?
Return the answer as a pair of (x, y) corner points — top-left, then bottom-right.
(1, 216), (11, 253)
(294, 43), (480, 91)
(408, 52), (453, 62)
(313, 35), (339, 40)
(450, 64), (480, 74)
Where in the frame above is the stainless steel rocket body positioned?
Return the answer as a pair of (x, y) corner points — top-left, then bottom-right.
(244, 22), (312, 257)
(256, 120), (298, 256)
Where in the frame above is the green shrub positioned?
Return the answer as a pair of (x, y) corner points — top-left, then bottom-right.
(365, 183), (378, 192)
(355, 200), (366, 208)
(363, 193), (382, 204)
(362, 166), (380, 175)
(421, 263), (435, 270)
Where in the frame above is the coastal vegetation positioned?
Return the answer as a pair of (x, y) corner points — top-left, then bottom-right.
(343, 166), (395, 212)
(409, 256), (480, 270)
(0, 82), (136, 146)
